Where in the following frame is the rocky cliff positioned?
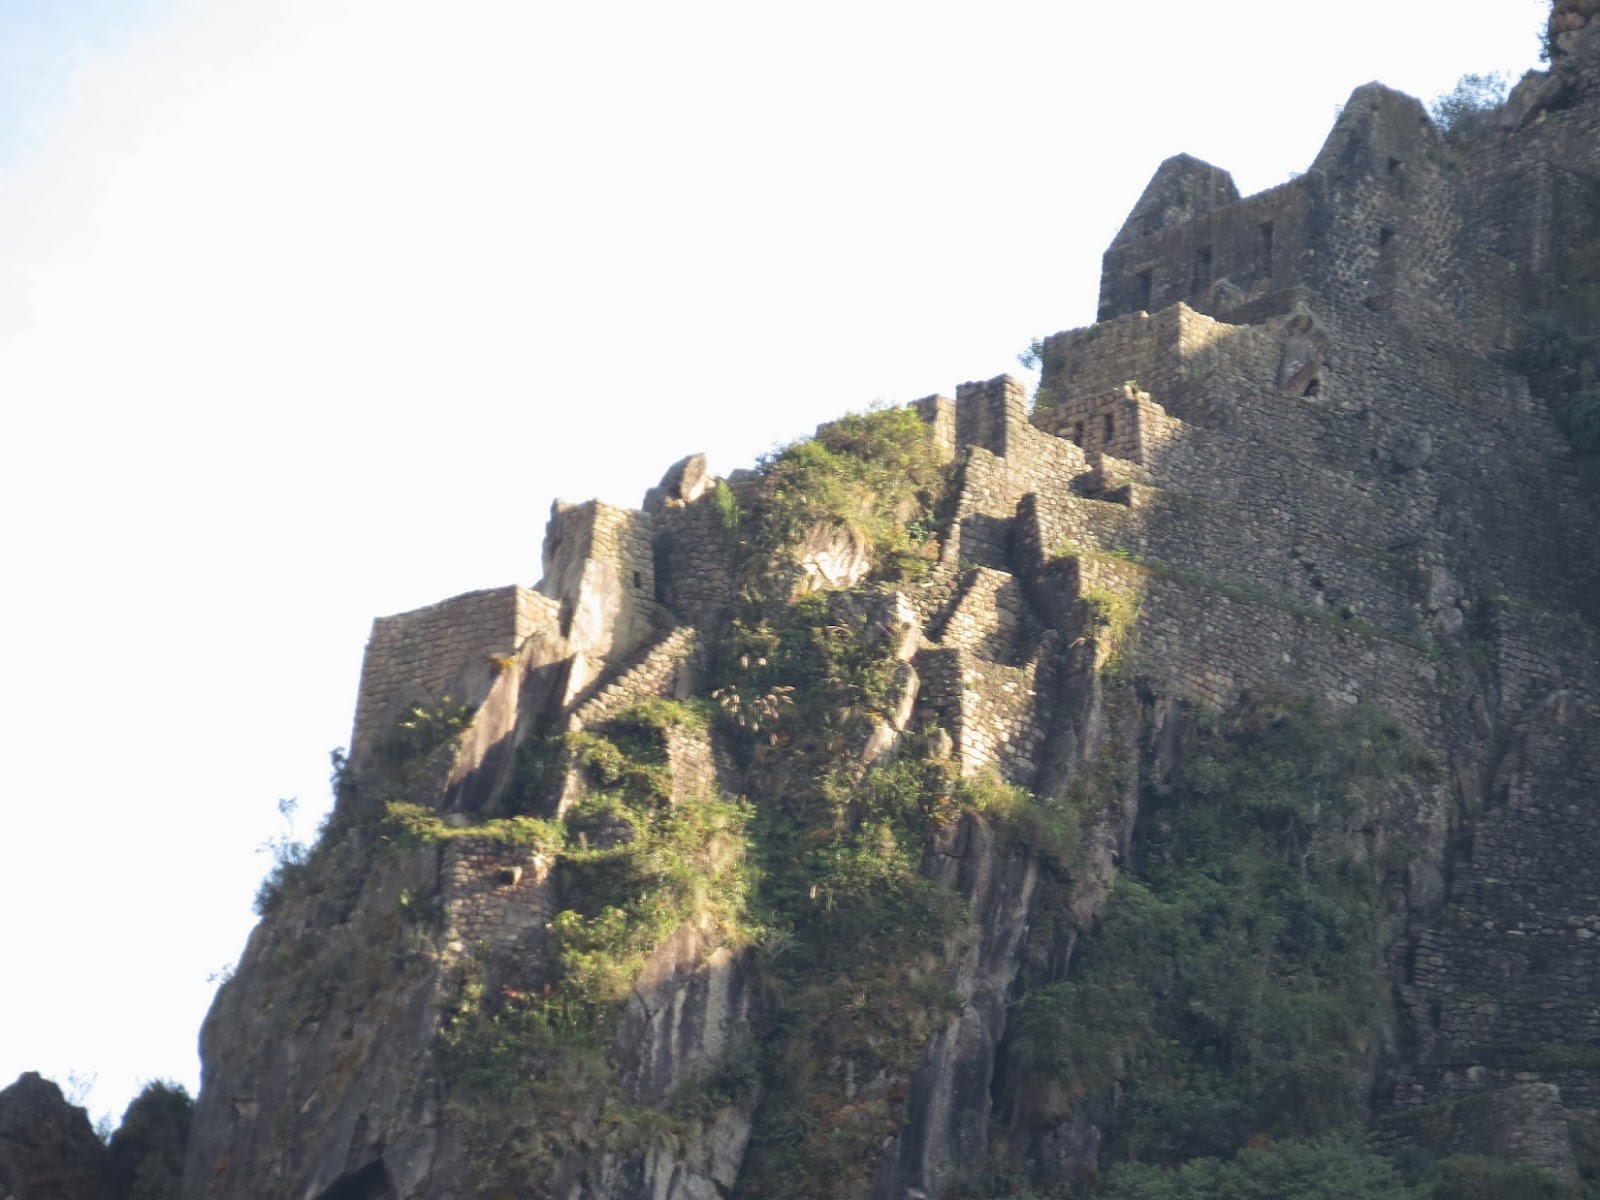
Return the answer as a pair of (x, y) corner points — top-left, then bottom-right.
(120, 7), (1600, 1198)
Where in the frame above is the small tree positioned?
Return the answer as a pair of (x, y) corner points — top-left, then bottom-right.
(1429, 72), (1512, 134)
(109, 1081), (193, 1200)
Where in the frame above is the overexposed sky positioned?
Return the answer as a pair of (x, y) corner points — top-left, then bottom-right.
(0, 0), (1551, 1127)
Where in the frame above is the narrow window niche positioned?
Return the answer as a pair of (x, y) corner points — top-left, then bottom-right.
(1072, 421), (1085, 447)
(1378, 227), (1398, 283)
(1134, 271), (1153, 312)
(1192, 246), (1213, 294)
(1259, 222), (1275, 274)
(1103, 412), (1116, 444)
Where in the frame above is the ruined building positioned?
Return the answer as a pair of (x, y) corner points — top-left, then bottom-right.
(152, 6), (1600, 1199)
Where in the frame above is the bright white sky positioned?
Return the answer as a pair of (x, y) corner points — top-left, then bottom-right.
(0, 0), (1550, 1129)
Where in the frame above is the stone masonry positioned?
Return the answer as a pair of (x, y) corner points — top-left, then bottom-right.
(187, 11), (1600, 1197)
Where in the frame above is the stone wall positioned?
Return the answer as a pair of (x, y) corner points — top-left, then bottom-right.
(540, 500), (659, 696)
(935, 568), (1026, 664)
(914, 646), (1044, 784)
(1062, 43), (1600, 1178)
(567, 626), (701, 732)
(1375, 1084), (1578, 1182)
(930, 378), (1091, 571)
(1038, 307), (1192, 415)
(911, 394), (958, 461)
(443, 837), (555, 950)
(350, 586), (555, 765)
(1099, 175), (1310, 324)
(1030, 384), (1177, 465)
(653, 492), (737, 627)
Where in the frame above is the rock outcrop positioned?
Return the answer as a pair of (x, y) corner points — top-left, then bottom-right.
(0, 1073), (112, 1200)
(169, 7), (1600, 1198)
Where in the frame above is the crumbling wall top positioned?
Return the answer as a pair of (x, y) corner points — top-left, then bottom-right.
(1111, 153), (1241, 247)
(1310, 82), (1436, 179)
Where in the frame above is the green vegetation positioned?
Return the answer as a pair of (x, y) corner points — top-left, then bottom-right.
(380, 802), (563, 853)
(1099, 1138), (1413, 1200)
(373, 696), (475, 779)
(243, 406), (1582, 1199)
(691, 570), (1100, 1198)
(253, 796), (315, 916)
(1080, 585), (1143, 669)
(1427, 1155), (1574, 1200)
(1428, 73), (1511, 135)
(254, 698), (478, 915)
(1446, 1042), (1600, 1072)
(436, 699), (760, 1196)
(1096, 1142), (1579, 1200)
(741, 404), (952, 592)
(1004, 696), (1426, 1170)
(108, 1080), (192, 1200)
(1022, 333), (1075, 410)
(714, 600), (969, 1199)
(1504, 224), (1600, 485)
(714, 477), (742, 531)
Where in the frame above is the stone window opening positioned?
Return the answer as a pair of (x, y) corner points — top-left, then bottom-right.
(1134, 271), (1153, 312)
(1303, 377), (1321, 398)
(1102, 413), (1116, 445)
(1192, 246), (1213, 294)
(632, 570), (643, 590)
(1259, 222), (1274, 274)
(1367, 226), (1399, 310)
(1378, 227), (1398, 282)
(1071, 420), (1085, 447)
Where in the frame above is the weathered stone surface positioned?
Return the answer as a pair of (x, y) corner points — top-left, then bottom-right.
(183, 842), (453, 1200)
(0, 1073), (113, 1200)
(181, 6), (1600, 1194)
(643, 453), (713, 512)
(870, 815), (1040, 1200)
(616, 928), (760, 1106)
(792, 519), (872, 593)
(574, 1101), (755, 1200)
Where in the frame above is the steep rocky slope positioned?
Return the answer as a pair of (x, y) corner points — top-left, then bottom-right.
(0, 1074), (112, 1200)
(163, 7), (1600, 1198)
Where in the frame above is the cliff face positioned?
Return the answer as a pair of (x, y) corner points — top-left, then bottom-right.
(182, 14), (1600, 1200)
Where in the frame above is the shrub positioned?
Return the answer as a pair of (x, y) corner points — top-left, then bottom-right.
(437, 700), (759, 1196)
(373, 697), (474, 777)
(109, 1080), (193, 1200)
(1007, 697), (1421, 1165)
(745, 404), (951, 591)
(1428, 1154), (1572, 1200)
(253, 797), (313, 916)
(1100, 1138), (1412, 1200)
(1429, 72), (1511, 134)
(1081, 584), (1142, 668)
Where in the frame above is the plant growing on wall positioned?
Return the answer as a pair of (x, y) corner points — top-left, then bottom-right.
(435, 699), (760, 1196)
(1004, 696), (1426, 1170)
(1428, 73), (1512, 134)
(743, 404), (953, 593)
